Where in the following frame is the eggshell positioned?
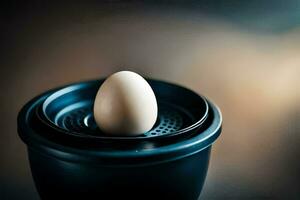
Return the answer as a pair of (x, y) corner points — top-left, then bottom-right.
(93, 71), (158, 136)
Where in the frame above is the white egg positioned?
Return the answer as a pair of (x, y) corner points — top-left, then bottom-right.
(93, 71), (158, 136)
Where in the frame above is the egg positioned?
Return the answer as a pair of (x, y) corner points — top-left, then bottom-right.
(93, 71), (158, 136)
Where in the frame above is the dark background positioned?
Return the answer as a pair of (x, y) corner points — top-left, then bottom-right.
(1, 1), (300, 199)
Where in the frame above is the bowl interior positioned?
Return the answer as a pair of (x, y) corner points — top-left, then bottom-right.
(41, 79), (209, 141)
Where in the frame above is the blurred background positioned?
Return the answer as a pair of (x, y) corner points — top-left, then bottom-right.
(1, 1), (299, 199)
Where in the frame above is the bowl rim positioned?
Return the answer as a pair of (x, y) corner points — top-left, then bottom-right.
(40, 79), (209, 141)
(18, 79), (222, 165)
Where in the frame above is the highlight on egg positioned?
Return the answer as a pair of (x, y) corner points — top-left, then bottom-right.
(93, 71), (158, 136)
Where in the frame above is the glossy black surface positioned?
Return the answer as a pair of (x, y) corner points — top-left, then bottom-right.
(18, 79), (222, 200)
(29, 147), (211, 200)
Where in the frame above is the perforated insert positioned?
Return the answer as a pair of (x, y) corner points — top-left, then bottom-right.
(55, 101), (193, 137)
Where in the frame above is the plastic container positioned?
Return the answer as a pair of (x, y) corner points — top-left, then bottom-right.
(18, 79), (222, 200)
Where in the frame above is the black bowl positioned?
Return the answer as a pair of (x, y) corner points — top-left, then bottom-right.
(18, 79), (222, 200)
